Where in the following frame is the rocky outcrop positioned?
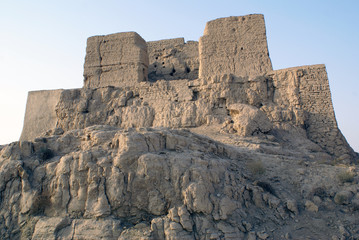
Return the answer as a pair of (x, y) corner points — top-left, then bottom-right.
(9, 13), (358, 239)
(2, 126), (359, 239)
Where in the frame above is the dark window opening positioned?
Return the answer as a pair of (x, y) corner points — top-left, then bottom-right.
(192, 90), (199, 101)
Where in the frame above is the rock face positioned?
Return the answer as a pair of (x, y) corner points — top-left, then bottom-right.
(2, 126), (359, 239)
(83, 32), (149, 88)
(6, 13), (359, 239)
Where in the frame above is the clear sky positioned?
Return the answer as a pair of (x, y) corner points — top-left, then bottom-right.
(1, 0), (358, 152)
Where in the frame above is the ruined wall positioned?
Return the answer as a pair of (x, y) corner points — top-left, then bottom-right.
(18, 15), (356, 159)
(20, 89), (64, 141)
(19, 73), (355, 158)
(147, 38), (199, 81)
(268, 65), (354, 157)
(83, 32), (148, 88)
(199, 14), (272, 79)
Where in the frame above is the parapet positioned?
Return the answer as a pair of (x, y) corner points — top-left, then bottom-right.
(199, 14), (272, 79)
(83, 32), (148, 88)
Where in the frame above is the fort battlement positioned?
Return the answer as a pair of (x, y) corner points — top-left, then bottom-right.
(20, 14), (356, 159)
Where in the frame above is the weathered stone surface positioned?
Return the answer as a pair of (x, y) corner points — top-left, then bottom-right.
(20, 89), (64, 141)
(83, 32), (148, 88)
(20, 66), (356, 159)
(305, 200), (319, 212)
(148, 38), (199, 81)
(228, 103), (272, 136)
(286, 199), (299, 215)
(0, 127), (271, 239)
(7, 14), (359, 239)
(199, 14), (272, 79)
(2, 126), (359, 239)
(19, 14), (356, 161)
(334, 190), (353, 205)
(267, 65), (355, 158)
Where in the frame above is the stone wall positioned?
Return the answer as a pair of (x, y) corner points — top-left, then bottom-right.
(83, 32), (148, 88)
(199, 14), (272, 79)
(18, 15), (356, 160)
(20, 89), (64, 141)
(268, 65), (354, 156)
(147, 38), (199, 81)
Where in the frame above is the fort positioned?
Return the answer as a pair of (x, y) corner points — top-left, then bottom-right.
(20, 14), (355, 159)
(3, 14), (359, 239)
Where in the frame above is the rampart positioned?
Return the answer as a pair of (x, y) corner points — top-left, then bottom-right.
(19, 14), (356, 159)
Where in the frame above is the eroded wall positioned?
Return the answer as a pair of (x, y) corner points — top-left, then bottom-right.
(20, 89), (64, 141)
(199, 14), (272, 79)
(268, 65), (353, 156)
(83, 32), (148, 88)
(19, 15), (356, 159)
(147, 38), (199, 81)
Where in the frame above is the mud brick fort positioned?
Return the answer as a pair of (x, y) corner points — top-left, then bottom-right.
(20, 14), (355, 158)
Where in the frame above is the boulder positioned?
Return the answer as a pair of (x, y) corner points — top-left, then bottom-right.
(228, 103), (272, 136)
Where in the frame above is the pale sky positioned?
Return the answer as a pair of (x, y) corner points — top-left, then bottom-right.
(1, 0), (358, 152)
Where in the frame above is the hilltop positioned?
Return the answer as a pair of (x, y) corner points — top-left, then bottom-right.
(0, 14), (358, 239)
